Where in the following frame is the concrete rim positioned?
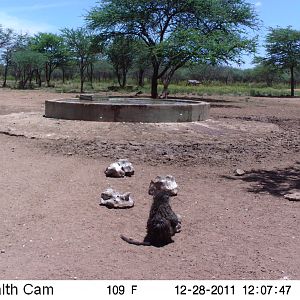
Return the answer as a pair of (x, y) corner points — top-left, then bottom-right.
(44, 97), (210, 123)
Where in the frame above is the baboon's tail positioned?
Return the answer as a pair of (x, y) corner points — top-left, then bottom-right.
(120, 234), (151, 246)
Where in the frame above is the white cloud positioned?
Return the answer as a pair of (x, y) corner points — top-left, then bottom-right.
(0, 12), (55, 34)
(255, 1), (262, 7)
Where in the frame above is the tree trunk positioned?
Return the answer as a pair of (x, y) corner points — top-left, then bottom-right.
(37, 70), (42, 87)
(80, 58), (85, 93)
(80, 70), (84, 93)
(90, 63), (94, 88)
(117, 73), (122, 87)
(62, 67), (65, 84)
(45, 64), (50, 87)
(138, 68), (145, 87)
(29, 72), (33, 86)
(160, 76), (172, 99)
(151, 65), (159, 98)
(2, 64), (8, 88)
(290, 66), (295, 97)
(159, 67), (178, 98)
(159, 84), (169, 99)
(122, 69), (127, 88)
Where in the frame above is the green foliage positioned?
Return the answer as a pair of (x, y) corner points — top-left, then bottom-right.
(12, 50), (42, 70)
(12, 50), (47, 89)
(61, 27), (102, 92)
(87, 0), (258, 97)
(258, 26), (300, 96)
(0, 26), (14, 48)
(61, 28), (93, 60)
(263, 27), (300, 68)
(12, 50), (46, 73)
(30, 33), (69, 86)
(0, 30), (30, 87)
(51, 79), (297, 97)
(250, 62), (283, 86)
(106, 36), (137, 87)
(30, 33), (65, 61)
(0, 27), (15, 87)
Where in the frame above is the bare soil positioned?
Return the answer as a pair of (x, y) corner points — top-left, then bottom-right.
(0, 89), (299, 280)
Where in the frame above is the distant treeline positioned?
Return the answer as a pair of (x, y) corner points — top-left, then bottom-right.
(0, 27), (299, 92)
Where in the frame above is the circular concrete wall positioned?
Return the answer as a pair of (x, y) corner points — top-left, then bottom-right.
(44, 98), (210, 123)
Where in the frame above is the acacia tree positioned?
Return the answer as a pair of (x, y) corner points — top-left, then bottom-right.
(259, 27), (300, 97)
(30, 33), (69, 87)
(87, 0), (258, 98)
(106, 36), (136, 87)
(251, 60), (282, 87)
(0, 25), (12, 48)
(1, 31), (30, 87)
(133, 40), (151, 87)
(0, 27), (14, 87)
(12, 50), (46, 89)
(61, 27), (101, 93)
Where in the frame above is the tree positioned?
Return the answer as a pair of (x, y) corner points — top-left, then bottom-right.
(30, 33), (69, 87)
(12, 50), (46, 89)
(1, 31), (30, 87)
(0, 27), (14, 87)
(258, 27), (300, 96)
(0, 25), (12, 49)
(131, 40), (151, 87)
(0, 26), (13, 49)
(106, 36), (136, 87)
(251, 60), (282, 87)
(87, 0), (258, 98)
(61, 27), (101, 93)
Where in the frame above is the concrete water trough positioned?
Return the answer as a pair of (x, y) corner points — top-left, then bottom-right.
(44, 95), (210, 123)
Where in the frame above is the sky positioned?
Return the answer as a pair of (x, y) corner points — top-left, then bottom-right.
(0, 0), (96, 33)
(0, 0), (299, 68)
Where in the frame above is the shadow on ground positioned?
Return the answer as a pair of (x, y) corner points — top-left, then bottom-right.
(223, 162), (300, 197)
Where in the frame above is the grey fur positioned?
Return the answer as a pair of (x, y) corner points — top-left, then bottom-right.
(121, 192), (181, 247)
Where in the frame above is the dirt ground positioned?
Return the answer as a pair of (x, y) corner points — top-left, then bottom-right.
(0, 89), (299, 280)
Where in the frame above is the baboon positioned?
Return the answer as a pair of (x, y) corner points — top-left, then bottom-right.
(120, 191), (181, 247)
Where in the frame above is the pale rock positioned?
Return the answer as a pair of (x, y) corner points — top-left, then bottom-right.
(284, 192), (300, 201)
(148, 175), (178, 196)
(100, 188), (134, 208)
(104, 159), (134, 178)
(105, 162), (125, 178)
(118, 159), (135, 176)
(234, 168), (246, 176)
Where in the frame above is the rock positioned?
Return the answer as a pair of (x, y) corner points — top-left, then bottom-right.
(118, 159), (135, 176)
(148, 175), (178, 196)
(105, 162), (125, 178)
(79, 94), (94, 100)
(105, 159), (134, 178)
(284, 192), (300, 201)
(0, 249), (5, 254)
(234, 168), (245, 176)
(100, 188), (134, 208)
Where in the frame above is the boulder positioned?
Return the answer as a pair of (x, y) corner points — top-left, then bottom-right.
(148, 175), (178, 196)
(284, 192), (300, 201)
(100, 188), (134, 208)
(118, 159), (135, 176)
(105, 162), (125, 178)
(105, 159), (134, 178)
(234, 168), (246, 176)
